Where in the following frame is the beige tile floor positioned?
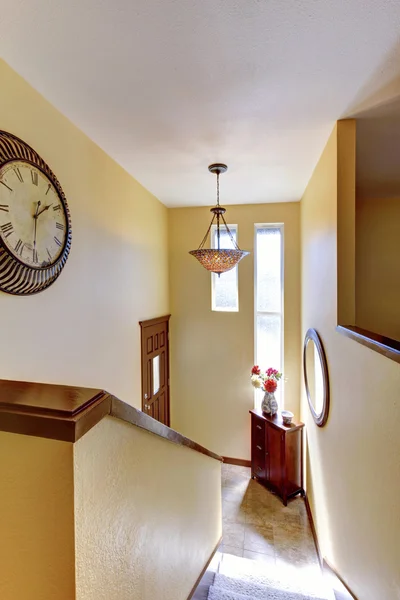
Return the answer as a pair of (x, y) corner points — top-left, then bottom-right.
(221, 463), (321, 574)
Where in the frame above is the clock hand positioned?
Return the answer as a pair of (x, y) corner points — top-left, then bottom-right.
(35, 203), (53, 218)
(33, 201), (41, 262)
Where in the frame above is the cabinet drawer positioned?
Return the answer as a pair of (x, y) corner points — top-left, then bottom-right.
(253, 462), (266, 480)
(251, 415), (267, 480)
(252, 416), (265, 446)
(252, 446), (266, 480)
(252, 442), (265, 463)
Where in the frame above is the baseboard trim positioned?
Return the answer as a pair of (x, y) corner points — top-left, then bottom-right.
(323, 559), (358, 600)
(187, 536), (222, 600)
(304, 494), (322, 565)
(223, 456), (251, 467)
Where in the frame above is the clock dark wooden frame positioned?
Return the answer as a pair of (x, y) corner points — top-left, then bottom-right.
(0, 130), (72, 295)
(303, 328), (330, 427)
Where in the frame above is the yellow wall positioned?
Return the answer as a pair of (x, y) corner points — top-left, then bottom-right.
(169, 203), (301, 459)
(0, 431), (75, 600)
(0, 417), (221, 600)
(0, 59), (169, 406)
(337, 122), (356, 326)
(356, 196), (400, 340)
(301, 121), (400, 600)
(74, 416), (222, 600)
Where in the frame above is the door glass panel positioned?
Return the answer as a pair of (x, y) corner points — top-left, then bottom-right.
(152, 354), (160, 395)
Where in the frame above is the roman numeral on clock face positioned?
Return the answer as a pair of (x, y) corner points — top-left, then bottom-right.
(0, 180), (12, 192)
(0, 204), (9, 212)
(45, 184), (51, 195)
(53, 204), (61, 212)
(15, 239), (24, 255)
(33, 249), (38, 264)
(14, 167), (23, 183)
(1, 222), (13, 238)
(31, 170), (38, 186)
(56, 222), (64, 230)
(54, 236), (62, 247)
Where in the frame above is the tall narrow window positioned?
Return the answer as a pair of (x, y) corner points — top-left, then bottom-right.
(211, 224), (239, 312)
(255, 225), (283, 407)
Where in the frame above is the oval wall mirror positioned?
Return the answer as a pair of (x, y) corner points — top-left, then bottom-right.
(303, 328), (330, 427)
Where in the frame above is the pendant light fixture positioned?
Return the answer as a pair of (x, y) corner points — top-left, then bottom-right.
(189, 163), (250, 275)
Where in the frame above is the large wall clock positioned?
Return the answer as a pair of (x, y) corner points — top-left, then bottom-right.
(0, 131), (72, 295)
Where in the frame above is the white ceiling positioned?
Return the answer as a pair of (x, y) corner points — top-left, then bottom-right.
(2, 0), (400, 207)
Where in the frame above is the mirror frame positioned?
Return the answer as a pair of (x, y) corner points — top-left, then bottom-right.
(303, 328), (330, 427)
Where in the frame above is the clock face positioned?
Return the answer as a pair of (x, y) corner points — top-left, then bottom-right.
(0, 160), (68, 268)
(0, 131), (72, 296)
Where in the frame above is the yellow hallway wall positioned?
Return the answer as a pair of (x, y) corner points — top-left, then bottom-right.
(0, 432), (75, 600)
(301, 121), (400, 599)
(74, 416), (222, 600)
(169, 203), (301, 459)
(356, 196), (400, 340)
(0, 59), (169, 406)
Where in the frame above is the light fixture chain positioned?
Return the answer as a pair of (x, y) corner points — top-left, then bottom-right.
(220, 213), (240, 250)
(198, 212), (217, 249)
(216, 171), (220, 248)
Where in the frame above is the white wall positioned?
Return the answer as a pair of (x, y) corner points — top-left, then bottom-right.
(0, 59), (169, 406)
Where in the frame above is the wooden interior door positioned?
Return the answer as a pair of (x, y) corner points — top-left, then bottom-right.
(139, 315), (170, 426)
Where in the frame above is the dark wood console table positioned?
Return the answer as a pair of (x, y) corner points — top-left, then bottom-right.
(250, 409), (304, 505)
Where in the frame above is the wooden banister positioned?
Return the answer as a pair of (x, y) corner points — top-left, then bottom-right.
(0, 379), (222, 462)
(337, 325), (400, 364)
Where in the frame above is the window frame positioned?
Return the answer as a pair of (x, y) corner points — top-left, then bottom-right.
(254, 223), (284, 407)
(210, 223), (239, 313)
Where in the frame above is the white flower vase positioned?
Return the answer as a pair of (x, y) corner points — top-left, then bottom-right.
(262, 392), (278, 416)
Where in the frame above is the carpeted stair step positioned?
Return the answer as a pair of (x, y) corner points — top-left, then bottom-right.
(212, 573), (331, 600)
(218, 554), (333, 600)
(208, 584), (258, 600)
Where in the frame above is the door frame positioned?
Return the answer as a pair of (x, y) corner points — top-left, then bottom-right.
(139, 314), (171, 426)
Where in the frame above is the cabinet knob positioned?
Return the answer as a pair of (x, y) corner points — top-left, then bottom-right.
(256, 425), (262, 430)
(256, 445), (262, 450)
(266, 452), (269, 456)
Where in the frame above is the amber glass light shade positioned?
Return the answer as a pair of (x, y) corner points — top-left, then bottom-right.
(189, 248), (249, 274)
